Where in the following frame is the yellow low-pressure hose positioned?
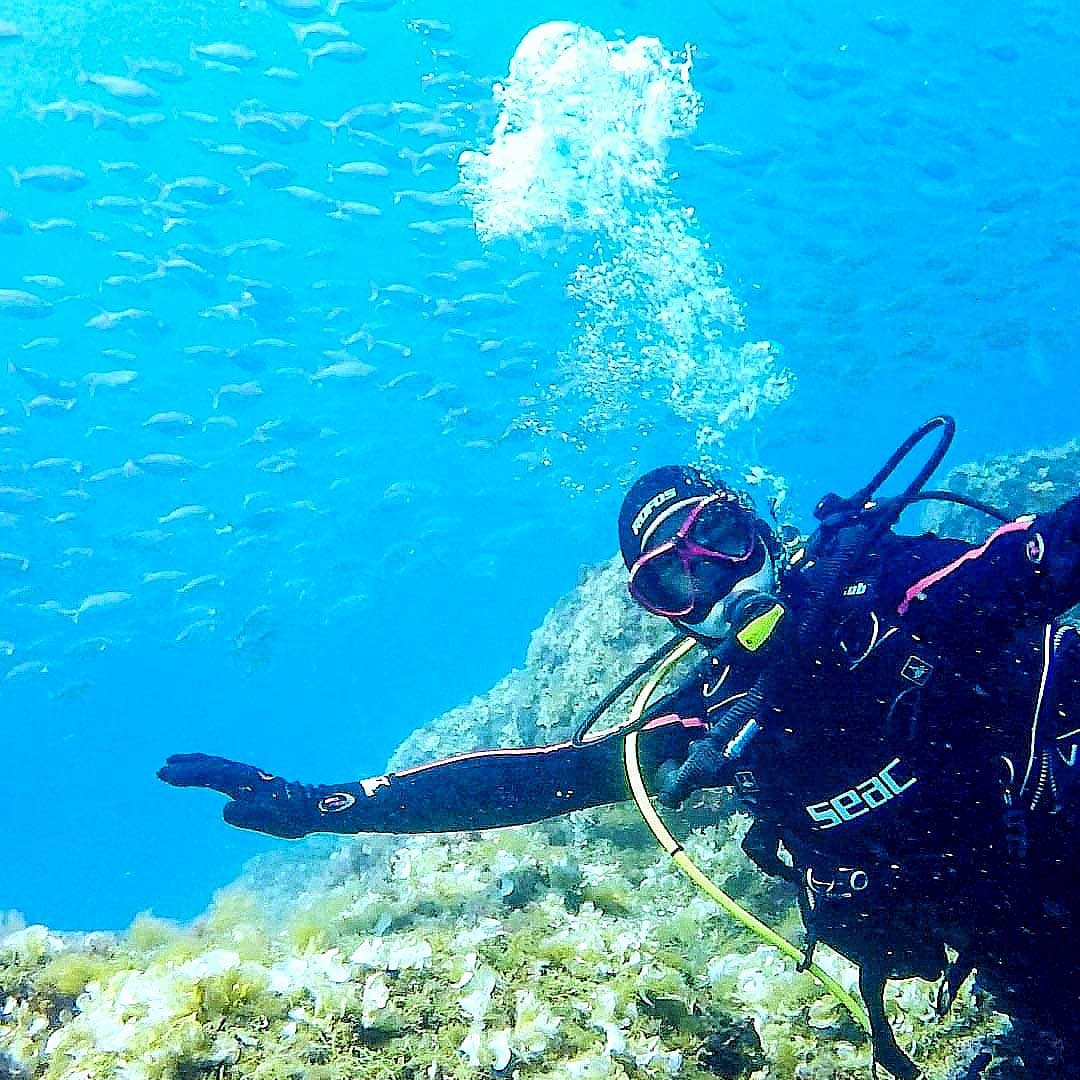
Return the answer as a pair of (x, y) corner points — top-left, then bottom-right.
(622, 636), (870, 1032)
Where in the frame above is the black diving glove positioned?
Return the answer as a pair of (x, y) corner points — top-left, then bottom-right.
(158, 753), (355, 838)
(658, 736), (732, 808)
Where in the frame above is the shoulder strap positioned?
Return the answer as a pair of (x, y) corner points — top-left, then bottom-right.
(705, 519), (887, 756)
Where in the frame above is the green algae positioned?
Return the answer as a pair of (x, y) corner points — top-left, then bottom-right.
(37, 953), (125, 999)
(0, 815), (1009, 1080)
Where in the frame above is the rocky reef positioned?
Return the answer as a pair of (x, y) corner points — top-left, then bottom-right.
(12, 438), (1078, 1080)
(922, 436), (1080, 541)
(0, 811), (1005, 1080)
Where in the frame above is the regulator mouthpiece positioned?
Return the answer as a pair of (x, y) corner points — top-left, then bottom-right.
(730, 592), (787, 653)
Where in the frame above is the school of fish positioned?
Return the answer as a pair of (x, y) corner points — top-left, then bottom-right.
(0, 1), (578, 702)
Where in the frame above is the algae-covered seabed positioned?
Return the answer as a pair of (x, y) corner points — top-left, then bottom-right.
(6, 444), (1078, 1080)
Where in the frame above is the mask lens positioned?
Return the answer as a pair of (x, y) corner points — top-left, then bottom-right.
(629, 549), (695, 616)
(678, 546), (769, 624)
(687, 500), (756, 558)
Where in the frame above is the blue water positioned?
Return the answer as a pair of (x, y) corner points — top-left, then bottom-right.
(1, 0), (1078, 929)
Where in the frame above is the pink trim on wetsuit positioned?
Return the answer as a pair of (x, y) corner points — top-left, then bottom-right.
(644, 713), (707, 732)
(391, 713), (706, 778)
(897, 518), (1033, 615)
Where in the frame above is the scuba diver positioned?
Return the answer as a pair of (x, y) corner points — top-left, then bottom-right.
(160, 417), (1080, 1078)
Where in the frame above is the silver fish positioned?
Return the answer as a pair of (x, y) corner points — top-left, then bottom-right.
(369, 338), (413, 360)
(420, 72), (492, 100)
(256, 453), (297, 474)
(28, 218), (77, 231)
(238, 161), (294, 188)
(6, 660), (48, 681)
(83, 370), (138, 394)
(65, 636), (112, 659)
(369, 282), (428, 308)
(291, 21), (349, 44)
(327, 160), (390, 182)
(330, 200), (382, 219)
(8, 164), (88, 191)
(233, 108), (311, 143)
(159, 505), (213, 524)
(0, 290), (53, 318)
(190, 42), (257, 65)
(77, 70), (160, 103)
(305, 41), (367, 67)
(322, 104), (395, 139)
(176, 618), (216, 644)
(7, 359), (72, 391)
(87, 461), (140, 483)
(89, 194), (142, 212)
(85, 308), (162, 332)
(312, 356), (376, 380)
(72, 591), (132, 622)
(125, 112), (166, 134)
(137, 452), (197, 474)
(280, 184), (333, 205)
(178, 111), (220, 125)
(114, 250), (153, 264)
(30, 457), (82, 473)
(191, 140), (259, 158)
(143, 411), (194, 431)
(222, 238), (288, 255)
(204, 416), (239, 431)
(213, 381), (263, 408)
(194, 59), (243, 75)
(400, 120), (458, 138)
(125, 57), (188, 83)
(159, 175), (232, 203)
(393, 187), (461, 207)
(178, 573), (223, 593)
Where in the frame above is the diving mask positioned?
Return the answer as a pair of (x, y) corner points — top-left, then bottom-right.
(627, 493), (764, 619)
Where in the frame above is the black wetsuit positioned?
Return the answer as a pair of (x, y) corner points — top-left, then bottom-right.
(160, 491), (1080, 1063)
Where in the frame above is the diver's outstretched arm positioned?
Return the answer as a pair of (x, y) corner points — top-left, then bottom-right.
(898, 491), (1080, 638)
(158, 715), (705, 838)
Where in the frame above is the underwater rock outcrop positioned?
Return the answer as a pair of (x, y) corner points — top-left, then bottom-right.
(923, 437), (1080, 540)
(388, 555), (672, 769)
(19, 475), (1076, 1077)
